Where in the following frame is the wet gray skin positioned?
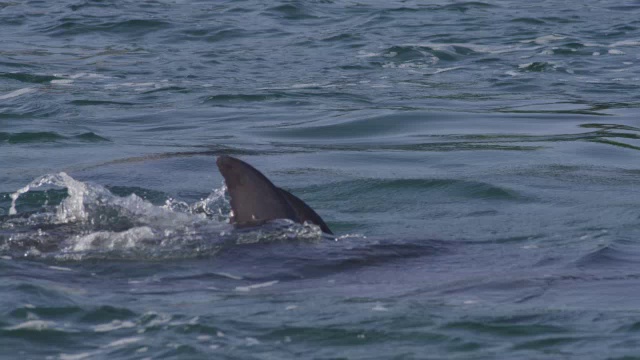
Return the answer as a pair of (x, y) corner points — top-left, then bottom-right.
(216, 156), (333, 235)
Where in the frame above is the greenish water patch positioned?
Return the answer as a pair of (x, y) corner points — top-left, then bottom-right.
(45, 19), (172, 37)
(9, 306), (83, 320)
(74, 132), (110, 142)
(265, 4), (318, 20)
(0, 61), (35, 69)
(78, 306), (137, 324)
(205, 93), (286, 103)
(511, 17), (546, 24)
(265, 113), (425, 139)
(0, 72), (58, 84)
(512, 336), (582, 350)
(0, 132), (65, 144)
(518, 62), (554, 72)
(441, 1), (497, 11)
(580, 123), (640, 132)
(1, 188), (67, 214)
(299, 178), (523, 203)
(0, 132), (109, 144)
(204, 91), (370, 108)
(589, 139), (640, 151)
(191, 28), (254, 43)
(142, 86), (189, 94)
(444, 321), (567, 337)
(1, 326), (78, 345)
(275, 141), (543, 152)
(70, 100), (137, 106)
(266, 325), (449, 346)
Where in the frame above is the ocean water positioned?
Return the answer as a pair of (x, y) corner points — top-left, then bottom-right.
(2, 0), (640, 358)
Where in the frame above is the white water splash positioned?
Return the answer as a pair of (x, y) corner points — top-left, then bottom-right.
(70, 227), (156, 252)
(163, 182), (230, 222)
(4, 172), (232, 259)
(9, 172), (86, 217)
(3, 172), (323, 260)
(233, 219), (324, 245)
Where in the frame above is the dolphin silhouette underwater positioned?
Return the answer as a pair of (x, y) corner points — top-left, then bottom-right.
(216, 155), (333, 235)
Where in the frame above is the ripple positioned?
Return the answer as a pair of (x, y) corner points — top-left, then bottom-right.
(264, 113), (425, 139)
(0, 72), (58, 84)
(512, 336), (581, 350)
(575, 242), (640, 269)
(179, 27), (253, 43)
(302, 178), (523, 203)
(440, 2), (497, 12)
(0, 87), (36, 100)
(204, 93), (284, 103)
(9, 305), (82, 320)
(203, 91), (371, 108)
(0, 131), (65, 143)
(69, 100), (137, 106)
(444, 321), (566, 337)
(81, 306), (137, 325)
(518, 62), (555, 72)
(264, 4), (318, 20)
(43, 18), (172, 37)
(1, 321), (77, 344)
(510, 17), (546, 25)
(0, 132), (110, 144)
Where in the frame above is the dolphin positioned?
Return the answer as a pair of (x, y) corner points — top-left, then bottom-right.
(216, 155), (333, 235)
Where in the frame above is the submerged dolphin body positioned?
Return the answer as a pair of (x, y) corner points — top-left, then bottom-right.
(216, 156), (333, 235)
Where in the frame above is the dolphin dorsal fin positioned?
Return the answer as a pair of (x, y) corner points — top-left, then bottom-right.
(216, 156), (333, 234)
(277, 188), (333, 235)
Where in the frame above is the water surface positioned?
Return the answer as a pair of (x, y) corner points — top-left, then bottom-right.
(2, 1), (640, 359)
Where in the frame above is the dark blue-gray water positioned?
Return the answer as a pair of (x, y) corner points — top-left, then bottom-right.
(2, 1), (640, 359)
